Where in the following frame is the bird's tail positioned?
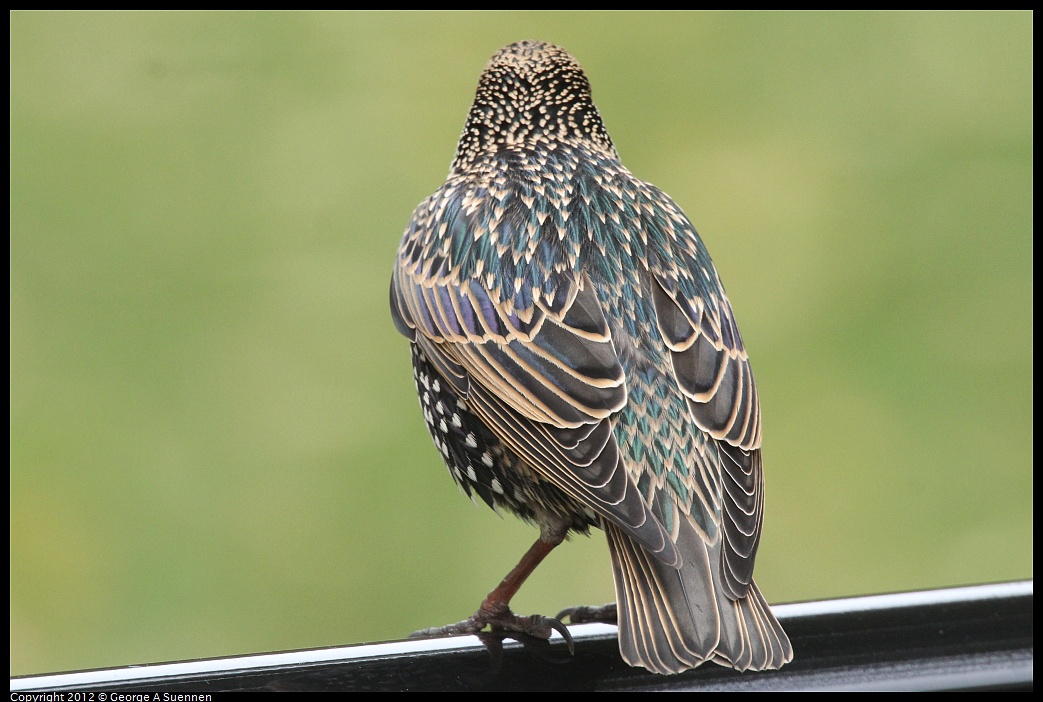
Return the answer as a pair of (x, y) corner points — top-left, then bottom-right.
(605, 518), (792, 674)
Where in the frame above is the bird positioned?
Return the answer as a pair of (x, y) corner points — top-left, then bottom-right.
(389, 40), (792, 675)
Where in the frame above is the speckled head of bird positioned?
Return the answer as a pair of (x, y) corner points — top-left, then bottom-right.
(453, 41), (616, 169)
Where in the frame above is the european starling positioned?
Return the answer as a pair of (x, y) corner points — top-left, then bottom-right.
(390, 41), (792, 674)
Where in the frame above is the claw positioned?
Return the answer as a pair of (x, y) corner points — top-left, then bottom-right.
(557, 602), (618, 625)
(412, 607), (574, 655)
(542, 614), (575, 655)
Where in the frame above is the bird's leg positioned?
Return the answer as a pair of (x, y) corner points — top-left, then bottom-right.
(412, 524), (574, 652)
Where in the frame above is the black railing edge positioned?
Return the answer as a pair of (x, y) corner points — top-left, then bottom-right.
(10, 580), (1033, 692)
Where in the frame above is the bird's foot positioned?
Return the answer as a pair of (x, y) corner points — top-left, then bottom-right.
(557, 602), (618, 625)
(412, 602), (575, 654)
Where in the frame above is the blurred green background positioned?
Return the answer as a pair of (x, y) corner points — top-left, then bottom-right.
(10, 11), (1032, 676)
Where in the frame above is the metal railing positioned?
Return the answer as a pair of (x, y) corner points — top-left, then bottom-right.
(11, 580), (1032, 692)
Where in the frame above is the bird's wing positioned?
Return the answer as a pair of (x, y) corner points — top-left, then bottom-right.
(392, 235), (679, 567)
(650, 272), (763, 598)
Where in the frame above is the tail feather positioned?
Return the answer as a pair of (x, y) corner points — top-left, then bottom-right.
(606, 519), (792, 674)
(608, 524), (717, 672)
